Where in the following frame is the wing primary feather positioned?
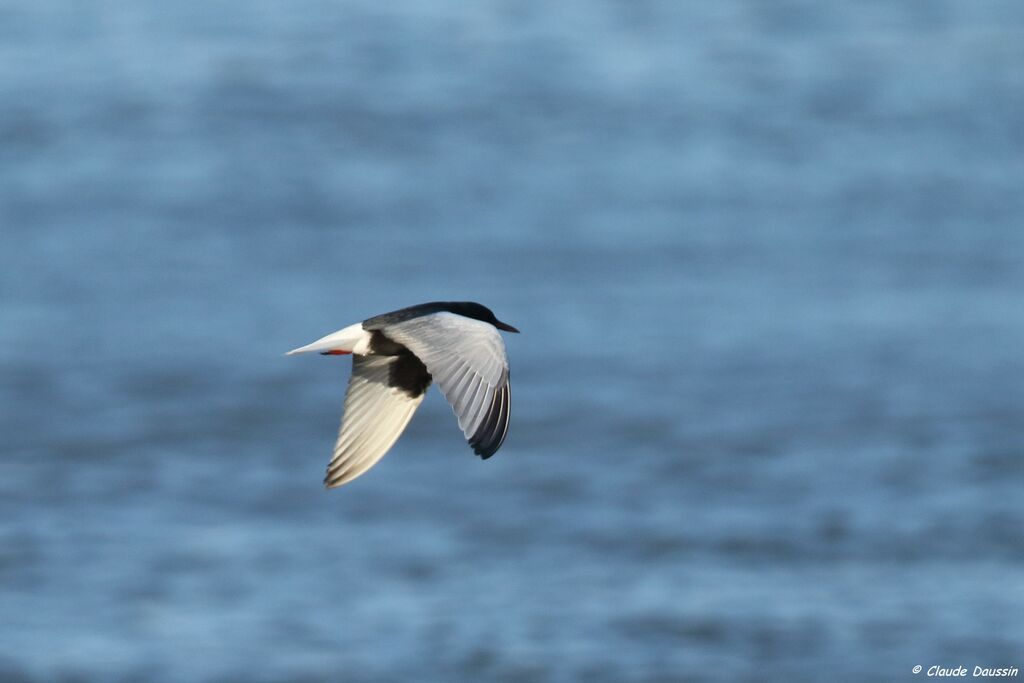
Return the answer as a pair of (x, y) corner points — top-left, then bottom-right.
(493, 383), (511, 453)
(346, 402), (413, 474)
(482, 384), (509, 457)
(455, 377), (487, 432)
(462, 380), (494, 437)
(447, 362), (475, 407)
(472, 388), (502, 457)
(469, 382), (502, 458)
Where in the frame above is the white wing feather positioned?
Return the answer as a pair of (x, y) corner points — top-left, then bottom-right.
(324, 355), (425, 488)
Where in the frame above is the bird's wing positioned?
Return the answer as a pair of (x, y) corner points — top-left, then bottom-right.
(324, 354), (427, 488)
(373, 312), (511, 458)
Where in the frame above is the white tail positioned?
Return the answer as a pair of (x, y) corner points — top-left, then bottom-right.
(286, 322), (371, 356)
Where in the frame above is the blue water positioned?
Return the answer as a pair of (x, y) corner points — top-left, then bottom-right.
(3, 1), (1023, 681)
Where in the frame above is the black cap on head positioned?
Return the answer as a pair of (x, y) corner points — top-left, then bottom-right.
(446, 302), (519, 333)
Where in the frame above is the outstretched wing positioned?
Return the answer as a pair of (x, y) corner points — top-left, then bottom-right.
(325, 354), (429, 488)
(371, 312), (511, 458)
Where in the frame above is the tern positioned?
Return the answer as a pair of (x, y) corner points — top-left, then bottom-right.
(288, 302), (518, 488)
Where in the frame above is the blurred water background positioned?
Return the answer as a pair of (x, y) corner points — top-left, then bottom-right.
(2, 1), (1023, 681)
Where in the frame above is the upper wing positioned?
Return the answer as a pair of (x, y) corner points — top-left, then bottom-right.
(324, 354), (427, 488)
(373, 312), (511, 458)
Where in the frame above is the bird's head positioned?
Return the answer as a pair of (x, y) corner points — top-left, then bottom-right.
(451, 302), (520, 333)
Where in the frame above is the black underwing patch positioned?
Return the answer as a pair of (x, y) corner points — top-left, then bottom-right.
(389, 351), (432, 399)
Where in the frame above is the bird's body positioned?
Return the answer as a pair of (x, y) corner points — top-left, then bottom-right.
(287, 302), (518, 488)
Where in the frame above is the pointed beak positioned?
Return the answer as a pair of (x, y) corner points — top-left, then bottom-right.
(495, 320), (520, 333)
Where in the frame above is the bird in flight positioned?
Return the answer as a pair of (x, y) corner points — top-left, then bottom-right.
(287, 301), (518, 488)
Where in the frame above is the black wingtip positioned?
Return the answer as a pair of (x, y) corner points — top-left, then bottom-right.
(473, 442), (499, 460)
(468, 383), (510, 459)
